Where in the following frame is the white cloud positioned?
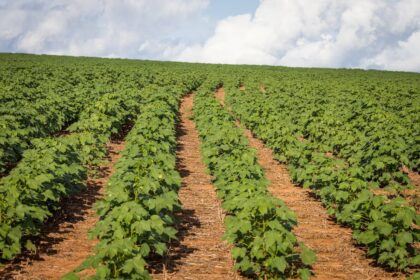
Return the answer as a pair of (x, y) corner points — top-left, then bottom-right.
(363, 31), (420, 72)
(0, 9), (26, 40)
(387, 0), (420, 33)
(0, 0), (419, 72)
(17, 10), (69, 51)
(0, 0), (209, 58)
(178, 14), (278, 65)
(177, 0), (420, 71)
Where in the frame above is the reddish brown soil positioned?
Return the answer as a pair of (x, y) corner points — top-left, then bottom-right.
(215, 87), (225, 106)
(408, 171), (420, 188)
(239, 85), (246, 91)
(402, 191), (420, 212)
(0, 141), (125, 280)
(215, 87), (403, 280)
(151, 93), (238, 280)
(401, 165), (420, 189)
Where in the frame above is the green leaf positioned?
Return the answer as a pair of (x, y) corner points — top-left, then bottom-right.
(60, 272), (80, 280)
(96, 265), (109, 279)
(131, 256), (146, 273)
(140, 243), (151, 257)
(374, 221), (393, 236)
(300, 245), (316, 265)
(298, 268), (312, 280)
(271, 256), (287, 273)
(410, 255), (420, 266)
(25, 240), (36, 252)
(154, 242), (167, 256)
(356, 230), (377, 244)
(396, 232), (413, 245)
(232, 247), (246, 259)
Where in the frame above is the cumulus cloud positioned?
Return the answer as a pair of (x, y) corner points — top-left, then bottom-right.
(363, 31), (420, 71)
(177, 0), (420, 72)
(0, 0), (419, 71)
(0, 0), (209, 58)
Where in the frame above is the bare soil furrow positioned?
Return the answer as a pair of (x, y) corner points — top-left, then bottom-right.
(151, 93), (236, 280)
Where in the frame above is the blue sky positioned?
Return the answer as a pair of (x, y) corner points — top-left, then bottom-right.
(207, 0), (259, 21)
(155, 0), (260, 47)
(0, 0), (419, 72)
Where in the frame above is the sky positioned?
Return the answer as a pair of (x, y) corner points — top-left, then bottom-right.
(1, 0), (420, 72)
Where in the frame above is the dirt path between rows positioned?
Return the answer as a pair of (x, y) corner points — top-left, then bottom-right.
(215, 87), (402, 280)
(151, 93), (237, 280)
(0, 141), (125, 280)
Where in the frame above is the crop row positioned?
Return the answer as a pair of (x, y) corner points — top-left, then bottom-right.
(225, 84), (419, 271)
(243, 76), (418, 192)
(0, 85), (147, 261)
(192, 81), (316, 280)
(64, 83), (193, 279)
(0, 56), (166, 174)
(0, 66), (112, 174)
(0, 87), (82, 174)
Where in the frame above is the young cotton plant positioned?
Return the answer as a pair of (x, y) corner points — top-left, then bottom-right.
(225, 195), (315, 279)
(226, 83), (419, 272)
(63, 85), (189, 280)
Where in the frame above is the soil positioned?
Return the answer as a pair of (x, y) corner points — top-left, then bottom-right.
(215, 87), (404, 280)
(215, 88), (225, 106)
(401, 165), (420, 189)
(0, 141), (125, 280)
(407, 171), (420, 188)
(150, 93), (238, 280)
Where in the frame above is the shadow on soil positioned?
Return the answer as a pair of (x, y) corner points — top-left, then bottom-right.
(148, 208), (201, 274)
